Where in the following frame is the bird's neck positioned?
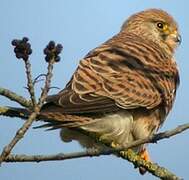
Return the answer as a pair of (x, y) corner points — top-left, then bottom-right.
(122, 31), (175, 58)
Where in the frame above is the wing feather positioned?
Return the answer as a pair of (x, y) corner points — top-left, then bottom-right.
(43, 33), (179, 115)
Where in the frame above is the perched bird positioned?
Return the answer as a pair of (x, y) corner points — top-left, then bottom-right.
(18, 9), (182, 174)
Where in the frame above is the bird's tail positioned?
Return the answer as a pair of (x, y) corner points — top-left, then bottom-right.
(1, 106), (92, 129)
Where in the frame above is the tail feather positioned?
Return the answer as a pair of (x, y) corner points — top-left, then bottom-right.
(38, 111), (93, 128)
(2, 106), (93, 129)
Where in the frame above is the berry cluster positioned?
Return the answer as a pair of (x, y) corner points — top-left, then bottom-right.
(11, 37), (32, 61)
(43, 41), (63, 63)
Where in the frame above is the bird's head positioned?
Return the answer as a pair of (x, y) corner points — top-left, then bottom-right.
(121, 9), (181, 54)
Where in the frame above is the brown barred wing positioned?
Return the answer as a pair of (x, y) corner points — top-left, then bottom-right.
(45, 45), (164, 114)
(86, 47), (162, 110)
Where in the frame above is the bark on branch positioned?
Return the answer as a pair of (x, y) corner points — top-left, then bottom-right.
(0, 87), (32, 108)
(5, 150), (181, 180)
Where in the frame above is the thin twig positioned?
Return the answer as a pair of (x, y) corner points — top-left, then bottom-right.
(34, 74), (46, 82)
(49, 86), (60, 90)
(4, 152), (182, 179)
(113, 123), (189, 151)
(0, 112), (39, 163)
(24, 60), (37, 107)
(5, 151), (96, 162)
(0, 58), (39, 164)
(37, 61), (54, 107)
(4, 148), (182, 180)
(0, 57), (55, 164)
(33, 74), (46, 85)
(4, 151), (182, 180)
(0, 62), (54, 164)
(0, 41), (61, 164)
(0, 87), (31, 108)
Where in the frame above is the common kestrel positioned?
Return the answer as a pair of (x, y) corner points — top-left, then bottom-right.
(32, 9), (181, 173)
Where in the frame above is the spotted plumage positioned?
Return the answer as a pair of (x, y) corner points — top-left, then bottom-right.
(37, 9), (181, 174)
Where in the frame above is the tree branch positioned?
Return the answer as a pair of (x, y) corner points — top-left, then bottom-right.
(4, 122), (189, 179)
(119, 150), (181, 180)
(0, 39), (59, 164)
(24, 59), (37, 107)
(4, 150), (181, 180)
(0, 58), (39, 164)
(0, 87), (31, 108)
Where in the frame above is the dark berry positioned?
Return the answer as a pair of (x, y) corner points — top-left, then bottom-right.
(48, 41), (55, 50)
(22, 37), (29, 42)
(55, 56), (60, 62)
(11, 37), (32, 61)
(11, 39), (20, 46)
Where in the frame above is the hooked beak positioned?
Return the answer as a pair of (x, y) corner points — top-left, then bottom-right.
(170, 32), (182, 45)
(164, 30), (181, 51)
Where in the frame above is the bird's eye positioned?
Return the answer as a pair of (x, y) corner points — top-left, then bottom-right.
(157, 22), (164, 29)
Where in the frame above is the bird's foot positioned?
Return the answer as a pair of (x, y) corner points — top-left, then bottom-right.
(138, 148), (151, 175)
(139, 148), (151, 162)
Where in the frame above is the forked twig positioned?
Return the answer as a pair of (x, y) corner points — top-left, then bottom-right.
(0, 39), (63, 165)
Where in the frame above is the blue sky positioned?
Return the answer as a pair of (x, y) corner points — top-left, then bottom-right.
(0, 1), (189, 179)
